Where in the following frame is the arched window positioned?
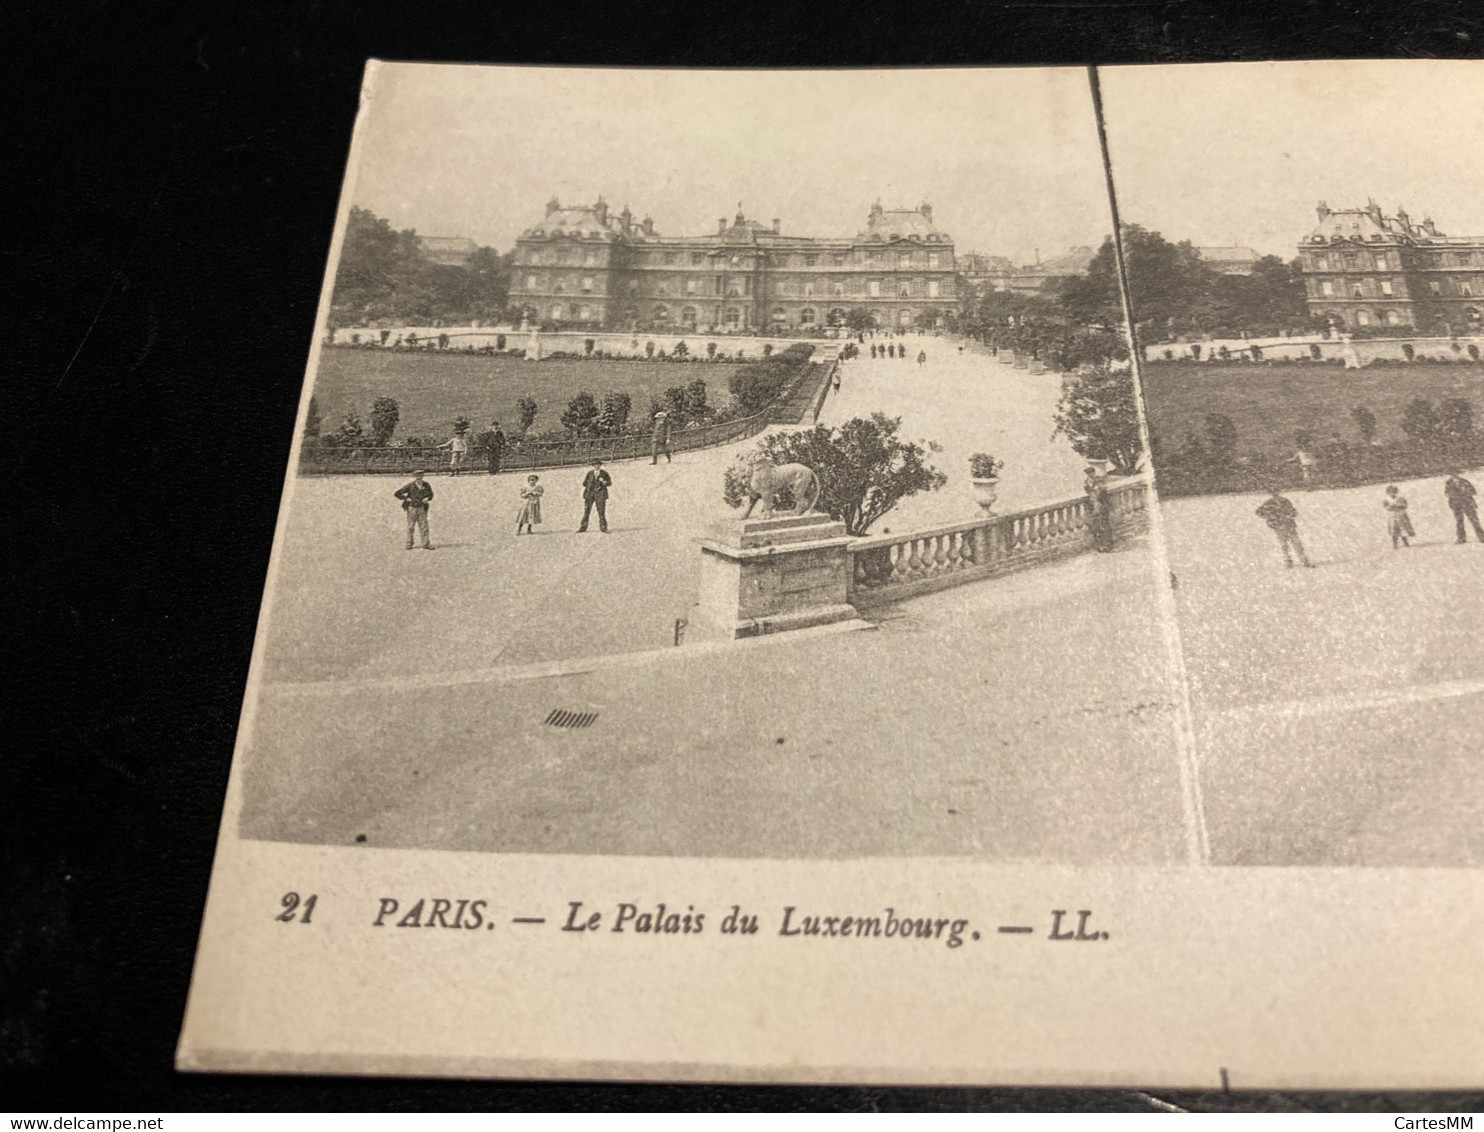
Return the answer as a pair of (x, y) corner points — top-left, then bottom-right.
(653, 305), (669, 323)
(1385, 310), (1402, 326)
(724, 307), (741, 327)
(827, 307), (847, 326)
(1467, 307), (1482, 324)
(551, 304), (564, 320)
(1356, 309), (1372, 326)
(899, 309), (914, 327)
(771, 306), (786, 323)
(681, 306), (698, 327)
(799, 308), (816, 325)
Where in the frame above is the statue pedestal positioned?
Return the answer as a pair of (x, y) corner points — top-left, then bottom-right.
(690, 514), (859, 641)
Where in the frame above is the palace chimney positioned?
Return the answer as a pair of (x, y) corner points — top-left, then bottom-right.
(920, 201), (933, 224)
(641, 216), (655, 236)
(719, 218), (728, 234)
(1315, 200), (1330, 223)
(772, 218), (781, 234)
(546, 195), (561, 216)
(594, 196), (608, 225)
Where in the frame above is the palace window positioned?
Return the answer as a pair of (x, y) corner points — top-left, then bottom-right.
(803, 282), (814, 297)
(1431, 281), (1443, 295)
(1356, 310), (1372, 326)
(1468, 307), (1482, 323)
(685, 279), (698, 295)
(1385, 310), (1402, 326)
(1352, 284), (1364, 298)
(1462, 282), (1475, 297)
(583, 251), (598, 266)
(627, 280), (638, 293)
(665, 252), (677, 265)
(578, 305), (593, 321)
(1374, 253), (1390, 270)
(1380, 279), (1393, 296)
(581, 277), (594, 293)
(833, 255), (846, 266)
(928, 253), (940, 269)
(724, 307), (741, 326)
(1314, 254), (1329, 270)
(654, 305), (669, 322)
(551, 305), (563, 320)
(657, 282), (669, 296)
(833, 281), (844, 296)
(525, 275), (537, 289)
(897, 253), (912, 269)
(899, 282), (911, 298)
(800, 307), (816, 324)
(1321, 281), (1335, 297)
(691, 253), (705, 266)
(928, 280), (941, 298)
(869, 280), (882, 297)
(805, 254), (818, 267)
(682, 306), (697, 327)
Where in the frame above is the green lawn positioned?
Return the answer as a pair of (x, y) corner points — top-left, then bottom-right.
(310, 348), (733, 443)
(1142, 361), (1484, 459)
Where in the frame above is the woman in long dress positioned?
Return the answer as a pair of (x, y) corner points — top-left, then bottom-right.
(516, 474), (544, 535)
(1383, 484), (1414, 548)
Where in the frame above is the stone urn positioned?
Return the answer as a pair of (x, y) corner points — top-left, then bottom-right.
(1086, 458), (1113, 478)
(970, 477), (1001, 514)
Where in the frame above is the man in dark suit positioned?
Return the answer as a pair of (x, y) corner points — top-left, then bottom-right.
(1444, 469), (1484, 544)
(482, 420), (507, 474)
(578, 459), (612, 533)
(394, 470), (436, 550)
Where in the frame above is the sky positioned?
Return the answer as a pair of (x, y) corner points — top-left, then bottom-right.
(1099, 61), (1484, 257)
(345, 64), (1114, 266)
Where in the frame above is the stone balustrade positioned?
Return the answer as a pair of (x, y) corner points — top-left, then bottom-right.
(846, 479), (1149, 607)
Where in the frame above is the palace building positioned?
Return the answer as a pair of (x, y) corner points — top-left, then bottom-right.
(1298, 201), (1484, 333)
(509, 197), (957, 332)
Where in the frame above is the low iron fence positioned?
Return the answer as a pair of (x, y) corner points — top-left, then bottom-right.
(299, 360), (838, 476)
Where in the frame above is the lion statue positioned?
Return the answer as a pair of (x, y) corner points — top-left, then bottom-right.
(741, 457), (822, 519)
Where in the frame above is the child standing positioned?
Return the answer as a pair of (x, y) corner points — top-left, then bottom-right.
(1383, 484), (1414, 549)
(516, 474), (544, 535)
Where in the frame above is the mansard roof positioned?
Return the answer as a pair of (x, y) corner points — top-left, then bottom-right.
(522, 200), (629, 241)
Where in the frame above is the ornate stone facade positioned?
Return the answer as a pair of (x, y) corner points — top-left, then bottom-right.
(510, 198), (956, 331)
(1298, 201), (1484, 333)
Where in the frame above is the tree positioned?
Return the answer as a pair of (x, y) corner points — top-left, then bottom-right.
(334, 410), (365, 447)
(369, 397), (400, 446)
(706, 342), (718, 359)
(844, 307), (874, 331)
(726, 414), (947, 536)
(516, 396), (538, 437)
(1401, 398), (1440, 441)
(1439, 398), (1475, 440)
(453, 415), (471, 438)
(328, 206), (439, 325)
(1203, 413), (1238, 468)
(597, 390), (632, 436)
(1351, 405), (1377, 445)
(561, 392), (600, 438)
(671, 340), (689, 359)
(662, 385), (690, 424)
(1051, 367), (1143, 475)
(1059, 226), (1212, 335)
(684, 378), (709, 422)
(304, 396), (322, 438)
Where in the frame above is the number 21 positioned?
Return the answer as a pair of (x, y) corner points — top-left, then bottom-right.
(276, 892), (318, 923)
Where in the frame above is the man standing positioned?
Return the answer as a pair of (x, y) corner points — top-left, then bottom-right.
(1084, 466), (1114, 553)
(394, 470), (435, 550)
(482, 420), (506, 475)
(1444, 469), (1484, 544)
(578, 459), (612, 533)
(650, 411), (672, 465)
(1255, 487), (1312, 568)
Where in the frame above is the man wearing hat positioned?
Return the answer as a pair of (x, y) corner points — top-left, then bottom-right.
(394, 470), (436, 550)
(1443, 469), (1484, 544)
(651, 410), (673, 465)
(578, 458), (612, 533)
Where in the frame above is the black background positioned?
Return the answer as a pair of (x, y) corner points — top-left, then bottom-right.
(5, 0), (1484, 1112)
